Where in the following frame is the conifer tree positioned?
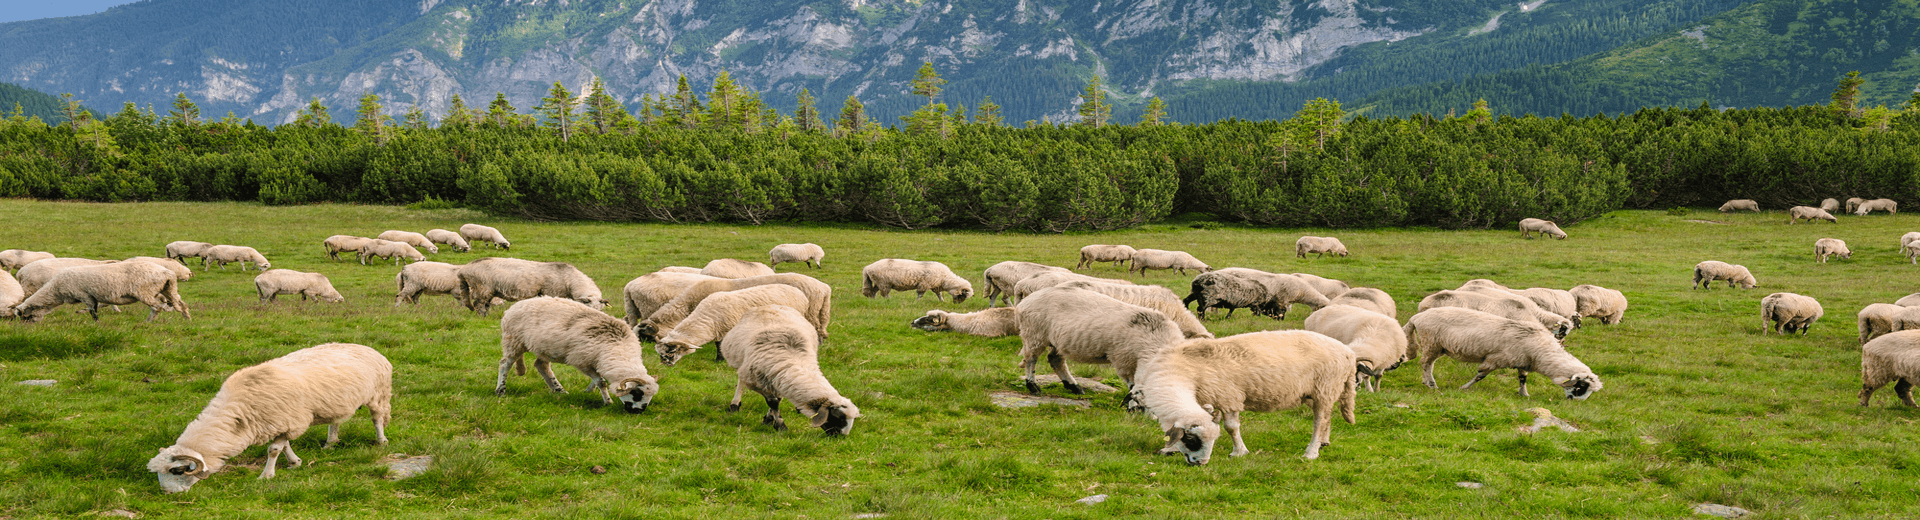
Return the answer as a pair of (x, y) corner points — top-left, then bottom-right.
(705, 71), (742, 129)
(668, 75), (701, 130)
(794, 88), (825, 131)
(537, 81), (581, 142)
(1465, 98), (1492, 124)
(835, 95), (867, 137)
(485, 93), (517, 127)
(293, 97), (332, 128)
(1831, 71), (1865, 119)
(58, 93), (90, 129)
(1075, 75), (1110, 128)
(582, 77), (632, 135)
(355, 93), (391, 144)
(1139, 96), (1167, 127)
(442, 94), (476, 129)
(168, 92), (201, 126)
(974, 97), (1003, 127)
(403, 103), (429, 130)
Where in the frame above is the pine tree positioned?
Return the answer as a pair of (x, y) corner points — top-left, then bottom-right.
(355, 93), (391, 144)
(1905, 85), (1920, 113)
(109, 101), (152, 126)
(168, 92), (201, 126)
(1139, 96), (1167, 127)
(582, 77), (631, 135)
(403, 103), (429, 130)
(834, 95), (867, 137)
(1075, 75), (1110, 128)
(974, 97), (1003, 127)
(1831, 71), (1865, 119)
(1292, 97), (1345, 151)
(794, 88), (825, 132)
(705, 71), (742, 130)
(58, 93), (90, 129)
(1465, 98), (1492, 124)
(537, 81), (581, 142)
(635, 94), (658, 125)
(485, 93), (517, 127)
(669, 75), (701, 130)
(293, 97), (332, 128)
(911, 62), (946, 102)
(442, 94), (476, 129)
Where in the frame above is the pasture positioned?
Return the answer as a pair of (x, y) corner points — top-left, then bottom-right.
(0, 200), (1913, 518)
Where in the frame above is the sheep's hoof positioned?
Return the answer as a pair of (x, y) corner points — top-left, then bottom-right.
(727, 403), (741, 413)
(1024, 381), (1042, 394)
(1064, 383), (1085, 395)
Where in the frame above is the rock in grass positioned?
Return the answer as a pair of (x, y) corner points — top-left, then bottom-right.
(590, 465), (607, 474)
(17, 379), (55, 387)
(1076, 494), (1109, 505)
(99, 509), (139, 518)
(1692, 503), (1751, 518)
(1456, 482), (1484, 489)
(987, 391), (1090, 409)
(1025, 375), (1119, 393)
(380, 454), (434, 480)
(1517, 407), (1581, 433)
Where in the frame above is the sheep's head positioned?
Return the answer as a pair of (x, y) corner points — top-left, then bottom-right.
(1735, 272), (1758, 289)
(1554, 373), (1602, 400)
(576, 296), (609, 310)
(14, 304), (49, 323)
(1166, 420), (1218, 466)
(910, 311), (950, 332)
(257, 261), (272, 270)
(798, 397), (860, 436)
(425, 245), (439, 254)
(147, 446), (213, 493)
(498, 242), (511, 250)
(950, 288), (973, 304)
(613, 377), (657, 414)
(1548, 228), (1567, 240)
(655, 339), (701, 367)
(633, 322), (660, 342)
(1549, 320), (1573, 339)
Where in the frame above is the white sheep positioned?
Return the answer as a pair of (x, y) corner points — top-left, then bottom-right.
(146, 343), (391, 493)
(377, 230), (439, 254)
(1054, 280), (1211, 339)
(1515, 287), (1580, 325)
(321, 235), (374, 261)
(636, 273), (832, 342)
(1457, 279), (1513, 291)
(1569, 284), (1628, 325)
(1417, 289), (1574, 339)
(702, 258), (776, 279)
(1330, 287), (1397, 319)
(1184, 268), (1330, 320)
(1815, 238), (1852, 263)
(425, 229), (471, 253)
(1719, 199), (1760, 212)
(204, 245), (271, 271)
(1859, 303), (1905, 343)
(126, 256), (194, 281)
(1901, 232), (1920, 252)
(1405, 307), (1602, 399)
(255, 269), (344, 303)
(394, 261), (464, 305)
(1129, 248), (1212, 276)
(1760, 292), (1823, 335)
(1009, 271), (1133, 302)
(1846, 197), (1865, 214)
(496, 297), (658, 414)
(1015, 286), (1186, 398)
(1304, 304), (1409, 392)
(1856, 198), (1898, 215)
(768, 243), (825, 269)
(358, 239), (425, 266)
(1906, 242), (1920, 265)
(459, 223), (511, 250)
(1693, 260), (1757, 289)
(861, 259), (973, 302)
(457, 257), (606, 315)
(910, 307), (1020, 337)
(718, 305), (860, 435)
(1295, 236), (1349, 258)
(0, 249), (54, 273)
(1291, 272), (1351, 299)
(981, 261), (1071, 307)
(1899, 293), (1920, 307)
(1860, 330), (1920, 407)
(657, 266), (703, 273)
(162, 241), (211, 265)
(654, 284), (810, 367)
(622, 271), (720, 327)
(1132, 330), (1357, 463)
(1518, 218), (1568, 240)
(1789, 206), (1838, 224)
(18, 257), (115, 295)
(0, 269), (21, 317)
(13, 261), (189, 322)
(1821, 198), (1841, 212)
(1077, 244), (1137, 269)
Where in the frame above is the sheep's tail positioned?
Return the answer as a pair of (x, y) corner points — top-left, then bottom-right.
(1340, 375), (1357, 424)
(861, 273), (877, 298)
(981, 275), (1002, 307)
(1401, 321), (1423, 360)
(1761, 296), (1776, 333)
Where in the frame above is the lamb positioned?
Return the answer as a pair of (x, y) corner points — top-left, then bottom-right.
(425, 229), (471, 253)
(1856, 198), (1898, 215)
(1131, 330), (1357, 463)
(1858, 303), (1905, 343)
(1009, 271), (1132, 302)
(496, 297), (657, 414)
(145, 343), (391, 493)
(1305, 304), (1410, 392)
(13, 261), (189, 322)
(654, 284), (811, 367)
(321, 235), (375, 261)
(457, 257), (606, 315)
(1693, 260), (1757, 289)
(1077, 244), (1137, 269)
(1569, 284), (1628, 324)
(358, 239), (425, 266)
(1859, 330), (1920, 407)
(702, 258), (777, 279)
(394, 261), (464, 305)
(126, 256), (194, 281)
(861, 259), (973, 302)
(1760, 292), (1823, 335)
(0, 249), (54, 272)
(1719, 199), (1760, 212)
(1846, 197), (1866, 214)
(1821, 198), (1841, 212)
(1129, 249), (1212, 276)
(17, 257), (117, 296)
(982, 261), (1071, 307)
(377, 230), (439, 254)
(621, 271), (720, 327)
(1515, 287), (1581, 325)
(459, 223), (511, 250)
(203, 245), (271, 271)
(1405, 307), (1602, 399)
(1015, 286), (1186, 397)
(1295, 236), (1349, 258)
(1814, 238), (1852, 263)
(635, 273), (831, 342)
(717, 305), (860, 435)
(768, 243), (825, 269)
(162, 241), (212, 265)
(1518, 218), (1568, 240)
(1291, 273), (1350, 298)
(1788, 206), (1838, 224)
(1184, 268), (1330, 320)
(910, 307), (1020, 337)
(254, 269), (344, 303)
(1416, 289), (1574, 339)
(0, 270), (21, 317)
(1330, 287), (1397, 319)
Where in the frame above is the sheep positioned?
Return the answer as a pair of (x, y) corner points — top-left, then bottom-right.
(1899, 293), (1920, 307)
(13, 261), (189, 322)
(1518, 218), (1568, 240)
(1184, 268), (1330, 320)
(162, 241), (212, 265)
(377, 230), (439, 254)
(1859, 330), (1920, 407)
(1514, 288), (1578, 321)
(1416, 289), (1574, 339)
(1821, 198), (1841, 212)
(459, 223), (511, 250)
(0, 270), (21, 317)
(1291, 273), (1350, 298)
(702, 258), (776, 279)
(910, 307), (1020, 337)
(425, 229), (471, 253)
(1405, 307), (1602, 400)
(394, 261), (465, 305)
(861, 259), (973, 302)
(622, 271), (720, 327)
(1815, 238), (1852, 263)
(18, 257), (117, 296)
(1693, 261), (1757, 289)
(1856, 198), (1898, 216)
(1295, 236), (1349, 258)
(1052, 280), (1211, 339)
(1330, 287), (1396, 319)
(1902, 232), (1920, 252)
(1129, 248), (1212, 276)
(654, 284), (811, 367)
(1077, 244), (1137, 269)
(254, 269), (344, 303)
(768, 243), (825, 269)
(204, 245), (271, 271)
(1569, 284), (1628, 325)
(1015, 286), (1186, 398)
(358, 239), (425, 266)
(457, 257), (606, 315)
(126, 256), (193, 281)
(145, 343), (391, 493)
(1788, 206), (1838, 224)
(1457, 279), (1512, 292)
(1859, 303), (1905, 343)
(1009, 271), (1133, 302)
(1131, 330), (1357, 463)
(1719, 199), (1760, 212)
(496, 297), (657, 414)
(1907, 242), (1920, 265)
(717, 305), (860, 435)
(658, 266), (703, 274)
(1847, 197), (1866, 214)
(321, 235), (375, 261)
(1760, 292), (1823, 335)
(1304, 304), (1410, 392)
(982, 261), (1071, 307)
(0, 249), (54, 272)
(636, 273), (832, 342)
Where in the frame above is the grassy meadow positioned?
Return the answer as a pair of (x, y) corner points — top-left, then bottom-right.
(0, 200), (1916, 519)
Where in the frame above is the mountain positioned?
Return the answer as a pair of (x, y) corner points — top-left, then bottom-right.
(0, 82), (72, 122)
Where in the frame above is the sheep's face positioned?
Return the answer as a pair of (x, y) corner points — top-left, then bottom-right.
(1548, 229), (1567, 240)
(576, 296), (609, 310)
(800, 398), (861, 436)
(1549, 321), (1572, 339)
(425, 245), (439, 254)
(950, 288), (972, 304)
(655, 341), (700, 367)
(257, 262), (272, 270)
(14, 305), (48, 323)
(498, 242), (511, 250)
(1168, 422), (1218, 466)
(1555, 373), (1602, 400)
(1123, 388), (1148, 413)
(910, 311), (950, 332)
(633, 323), (660, 342)
(147, 447), (210, 493)
(614, 378), (657, 414)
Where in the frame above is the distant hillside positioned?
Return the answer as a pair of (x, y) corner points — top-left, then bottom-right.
(0, 82), (68, 122)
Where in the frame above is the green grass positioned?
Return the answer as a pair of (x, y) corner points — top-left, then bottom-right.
(0, 201), (1915, 518)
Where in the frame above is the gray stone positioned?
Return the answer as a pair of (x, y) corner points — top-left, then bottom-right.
(987, 391), (1090, 409)
(17, 380), (55, 387)
(1517, 407), (1580, 433)
(1692, 503), (1751, 518)
(1076, 494), (1109, 505)
(99, 510), (138, 519)
(850, 514), (888, 519)
(381, 454), (434, 480)
(1026, 375), (1119, 393)
(1455, 482), (1484, 489)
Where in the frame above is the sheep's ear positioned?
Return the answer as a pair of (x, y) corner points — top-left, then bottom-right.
(809, 405), (833, 428)
(171, 454), (207, 477)
(1550, 375), (1571, 385)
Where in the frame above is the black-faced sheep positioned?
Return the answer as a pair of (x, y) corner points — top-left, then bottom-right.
(719, 305), (860, 435)
(426, 229), (471, 253)
(1860, 330), (1920, 407)
(1416, 289), (1574, 339)
(358, 239), (425, 266)
(1015, 286), (1185, 398)
(1054, 280), (1211, 339)
(1129, 249), (1211, 276)
(1719, 199), (1760, 212)
(1856, 198), (1898, 215)
(1518, 219), (1567, 240)
(322, 235), (375, 262)
(1184, 268), (1330, 320)
(861, 259), (973, 302)
(14, 261), (189, 322)
(457, 257), (606, 315)
(981, 261), (1071, 307)
(1789, 206), (1838, 224)
(702, 258), (776, 279)
(1131, 330), (1357, 464)
(910, 307), (1020, 337)
(1077, 244), (1137, 269)
(1815, 238), (1852, 263)
(1569, 284), (1628, 325)
(1009, 271), (1134, 302)
(1330, 287), (1397, 319)
(0, 249), (54, 273)
(768, 243), (825, 269)
(377, 230), (439, 254)
(622, 271), (720, 327)
(1761, 292), (1823, 335)
(496, 297), (657, 414)
(459, 223), (511, 250)
(255, 269), (344, 303)
(1295, 237), (1350, 258)
(1693, 261), (1757, 289)
(204, 245), (271, 271)
(654, 284), (810, 367)
(1405, 307), (1601, 400)
(394, 261), (464, 305)
(1304, 304), (1409, 391)
(636, 273), (832, 342)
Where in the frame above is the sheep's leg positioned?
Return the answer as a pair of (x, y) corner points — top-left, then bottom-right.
(1898, 379), (1916, 407)
(1046, 353), (1083, 394)
(534, 359), (564, 393)
(85, 300), (101, 321)
(1460, 368), (1495, 390)
(1225, 412), (1249, 457)
(1516, 369), (1530, 397)
(1021, 351), (1042, 394)
(728, 378), (746, 412)
(260, 440), (289, 479)
(1422, 356), (1440, 389)
(495, 353), (519, 396)
(714, 342), (726, 362)
(1307, 395), (1334, 459)
(763, 395), (787, 431)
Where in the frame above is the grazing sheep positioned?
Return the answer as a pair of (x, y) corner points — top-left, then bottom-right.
(1761, 292), (1823, 335)
(1055, 280), (1211, 339)
(1856, 198), (1898, 216)
(457, 257), (606, 315)
(701, 258), (776, 279)
(718, 305), (860, 435)
(425, 229), (471, 253)
(1291, 273), (1350, 299)
(358, 239), (425, 266)
(622, 271), (721, 327)
(1815, 238), (1852, 263)
(1184, 268), (1330, 320)
(1009, 271), (1133, 302)
(1515, 287), (1579, 324)
(496, 297), (657, 414)
(254, 269), (344, 303)
(459, 223), (511, 250)
(13, 262), (189, 322)
(1788, 206), (1838, 224)
(1719, 199), (1760, 212)
(1417, 289), (1574, 339)
(321, 236), (375, 262)
(861, 259), (973, 302)
(125, 256), (193, 281)
(17, 257), (116, 297)
(636, 273), (832, 342)
(654, 284), (811, 367)
(1859, 303), (1906, 343)
(377, 230), (439, 254)
(982, 261), (1071, 307)
(658, 266), (703, 273)
(768, 243), (825, 269)
(1693, 261), (1757, 289)
(1406, 307), (1602, 400)
(204, 245), (271, 271)
(146, 343), (391, 493)
(1305, 304), (1410, 392)
(1132, 330), (1357, 463)
(1860, 330), (1920, 407)
(1906, 242), (1920, 265)
(1569, 284), (1628, 325)
(1330, 287), (1396, 319)
(0, 270), (21, 317)
(1015, 286), (1186, 398)
(1821, 198), (1841, 212)
(1847, 197), (1866, 214)
(1129, 249), (1212, 276)
(394, 261), (469, 305)
(1899, 293), (1920, 307)
(1077, 244), (1137, 269)
(1457, 279), (1513, 292)
(910, 307), (1020, 337)
(1518, 219), (1568, 240)
(162, 242), (211, 264)
(1295, 237), (1349, 259)
(0, 249), (54, 272)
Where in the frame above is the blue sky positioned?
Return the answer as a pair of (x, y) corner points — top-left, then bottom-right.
(0, 0), (138, 24)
